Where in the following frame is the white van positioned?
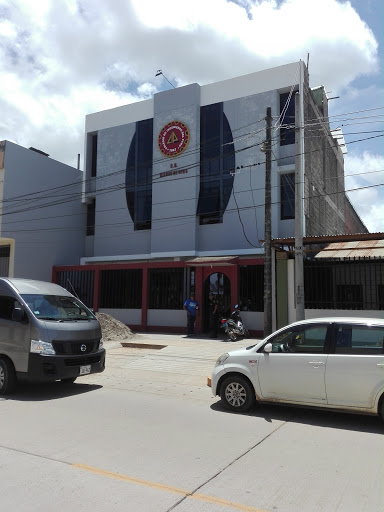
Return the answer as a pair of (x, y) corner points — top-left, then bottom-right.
(211, 317), (384, 421)
(0, 278), (105, 394)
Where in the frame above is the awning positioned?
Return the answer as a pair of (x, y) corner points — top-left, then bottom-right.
(185, 256), (239, 267)
(315, 240), (384, 259)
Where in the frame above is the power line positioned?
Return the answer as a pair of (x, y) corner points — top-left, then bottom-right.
(0, 131), (382, 222)
(0, 110), (381, 211)
(2, 181), (382, 237)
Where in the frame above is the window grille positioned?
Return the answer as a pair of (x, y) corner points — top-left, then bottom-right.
(239, 265), (264, 312)
(305, 258), (384, 310)
(149, 268), (184, 309)
(100, 269), (142, 309)
(57, 270), (95, 309)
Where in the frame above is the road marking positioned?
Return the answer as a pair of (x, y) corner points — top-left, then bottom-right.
(73, 463), (268, 512)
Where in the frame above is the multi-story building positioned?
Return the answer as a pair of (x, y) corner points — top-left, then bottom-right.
(52, 61), (367, 334)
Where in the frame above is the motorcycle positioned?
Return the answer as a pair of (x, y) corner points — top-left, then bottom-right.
(220, 305), (249, 341)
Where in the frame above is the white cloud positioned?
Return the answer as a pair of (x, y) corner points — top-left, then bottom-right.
(0, 0), (382, 229)
(344, 151), (384, 232)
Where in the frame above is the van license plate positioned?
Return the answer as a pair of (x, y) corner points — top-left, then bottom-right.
(79, 365), (91, 375)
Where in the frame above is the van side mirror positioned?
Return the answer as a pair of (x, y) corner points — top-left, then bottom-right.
(264, 343), (272, 353)
(12, 307), (24, 322)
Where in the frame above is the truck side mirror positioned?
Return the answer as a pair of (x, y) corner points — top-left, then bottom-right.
(12, 307), (24, 322)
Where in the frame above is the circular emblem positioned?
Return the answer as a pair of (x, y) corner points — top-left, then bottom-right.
(80, 344), (87, 352)
(158, 121), (189, 157)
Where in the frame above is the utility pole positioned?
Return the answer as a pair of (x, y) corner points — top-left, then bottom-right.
(295, 61), (305, 320)
(263, 107), (273, 336)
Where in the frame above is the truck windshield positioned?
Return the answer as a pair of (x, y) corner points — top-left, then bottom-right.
(21, 294), (96, 321)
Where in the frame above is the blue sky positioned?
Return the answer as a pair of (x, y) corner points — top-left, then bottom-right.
(0, 0), (382, 231)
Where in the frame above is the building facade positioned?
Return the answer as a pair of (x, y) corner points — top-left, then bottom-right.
(53, 61), (367, 334)
(0, 140), (86, 282)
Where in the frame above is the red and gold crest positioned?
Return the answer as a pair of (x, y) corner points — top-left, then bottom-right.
(158, 121), (189, 157)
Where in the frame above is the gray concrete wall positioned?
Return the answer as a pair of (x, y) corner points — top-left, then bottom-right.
(197, 89), (282, 252)
(88, 86), (299, 259)
(94, 123), (152, 257)
(1, 142), (86, 281)
(151, 84), (201, 256)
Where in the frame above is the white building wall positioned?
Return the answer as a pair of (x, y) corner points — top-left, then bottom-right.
(147, 309), (185, 327)
(99, 308), (141, 325)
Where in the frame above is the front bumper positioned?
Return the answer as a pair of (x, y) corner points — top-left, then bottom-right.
(209, 364), (227, 395)
(25, 349), (106, 382)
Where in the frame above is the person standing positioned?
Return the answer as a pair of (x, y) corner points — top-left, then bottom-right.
(208, 293), (218, 338)
(183, 292), (199, 337)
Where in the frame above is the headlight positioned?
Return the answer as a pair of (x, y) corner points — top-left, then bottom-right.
(99, 338), (103, 349)
(215, 353), (229, 367)
(30, 340), (56, 355)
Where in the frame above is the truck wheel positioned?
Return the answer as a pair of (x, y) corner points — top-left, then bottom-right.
(0, 357), (16, 395)
(220, 375), (255, 412)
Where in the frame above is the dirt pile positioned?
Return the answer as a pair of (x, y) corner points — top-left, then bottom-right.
(95, 312), (137, 341)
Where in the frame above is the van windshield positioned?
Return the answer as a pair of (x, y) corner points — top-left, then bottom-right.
(21, 294), (96, 321)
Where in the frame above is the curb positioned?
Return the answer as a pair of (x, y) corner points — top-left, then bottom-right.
(121, 342), (167, 350)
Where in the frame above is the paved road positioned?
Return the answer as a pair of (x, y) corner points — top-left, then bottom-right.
(0, 333), (383, 512)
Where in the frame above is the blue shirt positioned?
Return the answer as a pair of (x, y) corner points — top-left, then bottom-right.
(184, 298), (199, 317)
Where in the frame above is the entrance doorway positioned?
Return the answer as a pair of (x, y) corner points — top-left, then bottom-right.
(203, 273), (231, 332)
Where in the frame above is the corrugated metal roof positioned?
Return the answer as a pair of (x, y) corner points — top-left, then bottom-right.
(315, 240), (384, 259)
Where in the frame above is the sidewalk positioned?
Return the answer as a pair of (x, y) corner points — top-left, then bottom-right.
(116, 332), (257, 351)
(89, 333), (262, 398)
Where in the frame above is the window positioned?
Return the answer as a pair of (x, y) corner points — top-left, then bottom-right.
(335, 326), (384, 355)
(0, 245), (10, 277)
(197, 103), (235, 224)
(91, 134), (98, 177)
(0, 296), (21, 320)
(100, 269), (142, 309)
(149, 268), (184, 309)
(21, 294), (94, 320)
(239, 265), (264, 312)
(126, 119), (153, 230)
(280, 92), (296, 146)
(86, 199), (95, 236)
(280, 173), (295, 219)
(265, 325), (328, 354)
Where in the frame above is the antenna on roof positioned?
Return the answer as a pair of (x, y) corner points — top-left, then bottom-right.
(155, 70), (176, 89)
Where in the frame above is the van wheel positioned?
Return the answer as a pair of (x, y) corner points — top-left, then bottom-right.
(0, 358), (16, 395)
(379, 396), (384, 423)
(220, 375), (255, 412)
(61, 377), (77, 384)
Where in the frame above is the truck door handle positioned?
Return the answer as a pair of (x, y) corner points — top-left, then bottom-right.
(309, 361), (324, 366)
(377, 363), (384, 367)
